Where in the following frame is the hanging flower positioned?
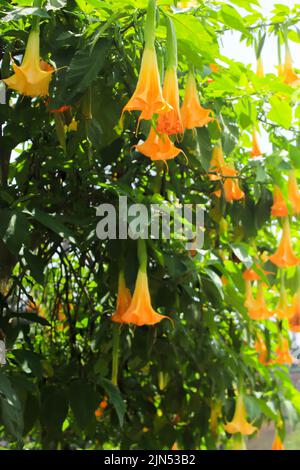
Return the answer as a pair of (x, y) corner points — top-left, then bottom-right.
(122, 0), (169, 122)
(218, 165), (245, 202)
(208, 144), (225, 181)
(275, 283), (292, 320)
(288, 170), (300, 215)
(250, 128), (263, 158)
(247, 282), (273, 320)
(283, 43), (299, 85)
(121, 269), (168, 326)
(135, 126), (182, 161)
(274, 336), (293, 365)
(224, 393), (257, 436)
(111, 271), (132, 323)
(121, 240), (169, 326)
(3, 28), (54, 97)
(272, 433), (285, 450)
(254, 335), (270, 365)
(181, 72), (213, 131)
(269, 218), (300, 268)
(256, 57), (264, 78)
(288, 289), (300, 333)
(271, 186), (288, 218)
(244, 279), (256, 310)
(157, 18), (183, 136)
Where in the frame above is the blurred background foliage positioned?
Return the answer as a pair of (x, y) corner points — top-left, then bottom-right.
(0, 0), (300, 450)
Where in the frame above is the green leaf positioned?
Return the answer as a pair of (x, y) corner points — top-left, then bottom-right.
(69, 380), (99, 430)
(231, 243), (252, 268)
(268, 97), (292, 129)
(40, 386), (68, 436)
(25, 208), (76, 243)
(2, 7), (50, 22)
(0, 373), (23, 440)
(13, 350), (44, 379)
(98, 377), (126, 427)
(0, 209), (30, 256)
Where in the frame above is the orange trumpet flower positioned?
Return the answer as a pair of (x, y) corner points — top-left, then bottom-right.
(220, 165), (245, 203)
(271, 186), (288, 218)
(288, 289), (300, 333)
(181, 72), (213, 131)
(288, 170), (300, 215)
(224, 393), (257, 436)
(283, 44), (299, 85)
(269, 218), (300, 268)
(208, 144), (225, 181)
(250, 128), (262, 158)
(272, 433), (284, 450)
(157, 67), (183, 136)
(121, 269), (169, 326)
(274, 336), (293, 365)
(275, 284), (292, 320)
(3, 28), (54, 97)
(247, 282), (273, 320)
(254, 335), (270, 365)
(135, 127), (182, 161)
(111, 272), (132, 323)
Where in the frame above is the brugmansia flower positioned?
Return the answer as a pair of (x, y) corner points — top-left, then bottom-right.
(256, 57), (264, 78)
(271, 186), (288, 218)
(283, 43), (299, 85)
(247, 282), (273, 320)
(224, 393), (257, 436)
(255, 335), (270, 365)
(3, 28), (54, 97)
(275, 282), (292, 320)
(216, 165), (245, 202)
(288, 170), (300, 215)
(288, 289), (300, 333)
(274, 336), (293, 365)
(181, 72), (213, 131)
(208, 144), (225, 181)
(157, 18), (183, 136)
(244, 279), (256, 310)
(122, 0), (169, 122)
(111, 271), (132, 323)
(135, 127), (182, 161)
(251, 128), (262, 158)
(272, 433), (284, 450)
(269, 218), (300, 268)
(121, 240), (169, 326)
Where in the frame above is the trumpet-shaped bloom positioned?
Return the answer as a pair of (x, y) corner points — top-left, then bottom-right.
(244, 280), (256, 310)
(208, 145), (225, 181)
(254, 335), (270, 365)
(256, 57), (264, 78)
(181, 73), (213, 131)
(122, 46), (169, 122)
(269, 218), (300, 268)
(272, 433), (284, 451)
(157, 67), (183, 136)
(288, 290), (300, 333)
(135, 127), (182, 161)
(276, 284), (292, 320)
(271, 186), (288, 218)
(224, 394), (257, 436)
(283, 46), (299, 85)
(218, 165), (245, 202)
(121, 269), (168, 326)
(274, 337), (293, 365)
(243, 266), (264, 282)
(3, 29), (54, 97)
(288, 170), (300, 215)
(247, 282), (273, 320)
(251, 128), (262, 158)
(111, 272), (132, 323)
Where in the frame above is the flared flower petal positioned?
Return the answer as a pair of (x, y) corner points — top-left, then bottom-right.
(157, 67), (183, 136)
(218, 165), (245, 202)
(255, 335), (270, 365)
(283, 46), (299, 85)
(274, 336), (293, 365)
(250, 128), (263, 158)
(181, 73), (213, 131)
(111, 272), (132, 323)
(121, 270), (168, 326)
(272, 433), (284, 450)
(122, 46), (170, 122)
(247, 282), (273, 320)
(271, 186), (288, 218)
(3, 29), (54, 97)
(269, 218), (300, 268)
(135, 127), (182, 161)
(224, 394), (257, 436)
